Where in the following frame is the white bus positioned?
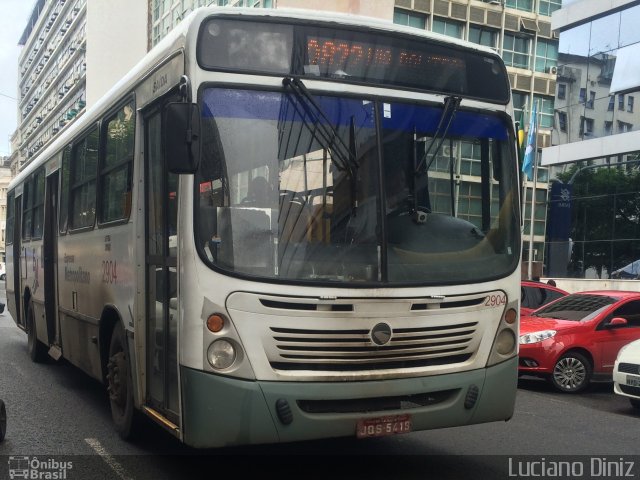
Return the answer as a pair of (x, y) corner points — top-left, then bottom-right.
(6, 7), (521, 447)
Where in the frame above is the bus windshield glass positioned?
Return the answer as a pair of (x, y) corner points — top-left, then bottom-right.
(196, 87), (520, 285)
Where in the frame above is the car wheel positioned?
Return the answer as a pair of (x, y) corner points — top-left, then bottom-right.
(0, 399), (6, 442)
(630, 398), (640, 410)
(0, 273), (5, 281)
(26, 300), (48, 363)
(550, 352), (592, 393)
(106, 323), (138, 439)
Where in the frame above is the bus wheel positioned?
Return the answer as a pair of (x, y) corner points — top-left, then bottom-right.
(26, 300), (48, 363)
(106, 323), (137, 439)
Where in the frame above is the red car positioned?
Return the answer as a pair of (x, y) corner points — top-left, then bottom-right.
(519, 290), (640, 393)
(520, 280), (568, 317)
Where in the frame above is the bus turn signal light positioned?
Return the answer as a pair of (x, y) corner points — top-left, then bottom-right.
(504, 308), (517, 325)
(207, 314), (225, 333)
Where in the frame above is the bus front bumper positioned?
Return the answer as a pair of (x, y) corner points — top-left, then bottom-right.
(180, 357), (517, 449)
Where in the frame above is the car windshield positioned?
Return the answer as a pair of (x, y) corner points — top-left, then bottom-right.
(532, 294), (619, 321)
(195, 87), (519, 285)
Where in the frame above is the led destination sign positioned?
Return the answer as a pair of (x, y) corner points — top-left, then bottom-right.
(197, 17), (510, 103)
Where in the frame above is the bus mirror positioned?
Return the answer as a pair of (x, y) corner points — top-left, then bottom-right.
(163, 102), (201, 174)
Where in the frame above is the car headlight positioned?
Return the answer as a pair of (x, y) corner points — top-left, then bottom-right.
(519, 330), (557, 345)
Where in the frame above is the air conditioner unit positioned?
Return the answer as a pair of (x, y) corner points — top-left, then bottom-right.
(547, 66), (558, 75)
(441, 144), (458, 158)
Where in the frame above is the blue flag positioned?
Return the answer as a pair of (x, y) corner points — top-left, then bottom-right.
(522, 101), (537, 181)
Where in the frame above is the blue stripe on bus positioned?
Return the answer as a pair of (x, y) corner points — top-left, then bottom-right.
(201, 89), (508, 140)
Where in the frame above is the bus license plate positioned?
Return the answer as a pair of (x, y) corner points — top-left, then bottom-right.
(356, 414), (412, 439)
(626, 375), (640, 387)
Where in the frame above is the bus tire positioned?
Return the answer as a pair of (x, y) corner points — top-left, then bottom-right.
(106, 323), (138, 439)
(26, 300), (48, 363)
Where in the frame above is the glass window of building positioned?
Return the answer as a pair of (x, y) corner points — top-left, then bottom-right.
(468, 25), (498, 50)
(512, 91), (528, 122)
(432, 17), (463, 39)
(558, 111), (567, 132)
(608, 95), (614, 111)
(503, 33), (530, 69)
(583, 117), (594, 136)
(506, 0), (533, 13)
(534, 95), (555, 128)
(558, 83), (566, 100)
(535, 39), (558, 73)
(618, 94), (625, 110)
(618, 121), (633, 133)
(628, 96), (634, 113)
(538, 0), (562, 16)
(393, 9), (426, 29)
(604, 120), (613, 135)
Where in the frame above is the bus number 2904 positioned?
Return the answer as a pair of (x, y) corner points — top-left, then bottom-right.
(102, 260), (118, 284)
(485, 294), (507, 307)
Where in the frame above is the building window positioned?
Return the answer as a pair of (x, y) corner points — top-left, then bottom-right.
(393, 9), (427, 30)
(534, 95), (555, 128)
(558, 111), (567, 132)
(512, 91), (528, 122)
(432, 17), (464, 39)
(557, 83), (566, 100)
(579, 88), (586, 104)
(535, 39), (558, 73)
(618, 121), (633, 133)
(604, 121), (613, 135)
(468, 25), (498, 50)
(619, 94), (625, 110)
(459, 141), (482, 176)
(628, 96), (634, 113)
(587, 91), (595, 109)
(503, 33), (530, 69)
(506, 0), (533, 13)
(608, 96), (615, 111)
(584, 118), (594, 136)
(538, 0), (562, 16)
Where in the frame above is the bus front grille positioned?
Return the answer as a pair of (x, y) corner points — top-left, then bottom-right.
(267, 322), (478, 372)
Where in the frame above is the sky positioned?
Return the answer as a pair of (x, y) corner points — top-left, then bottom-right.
(0, 0), (37, 157)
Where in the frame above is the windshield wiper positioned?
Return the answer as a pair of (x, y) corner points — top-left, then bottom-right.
(283, 76), (359, 211)
(414, 95), (461, 176)
(282, 77), (358, 176)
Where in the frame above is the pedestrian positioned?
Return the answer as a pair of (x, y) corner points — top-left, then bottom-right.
(547, 279), (556, 287)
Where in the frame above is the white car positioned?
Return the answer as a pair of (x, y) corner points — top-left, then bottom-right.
(613, 339), (640, 410)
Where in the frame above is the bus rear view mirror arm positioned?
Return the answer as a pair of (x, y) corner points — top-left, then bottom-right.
(163, 102), (201, 174)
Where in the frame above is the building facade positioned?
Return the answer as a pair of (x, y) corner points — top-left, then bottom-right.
(542, 0), (640, 279)
(14, 0), (146, 174)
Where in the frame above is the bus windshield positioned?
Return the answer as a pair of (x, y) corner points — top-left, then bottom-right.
(196, 87), (519, 285)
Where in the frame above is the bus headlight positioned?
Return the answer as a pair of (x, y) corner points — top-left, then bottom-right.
(207, 339), (236, 369)
(495, 329), (516, 355)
